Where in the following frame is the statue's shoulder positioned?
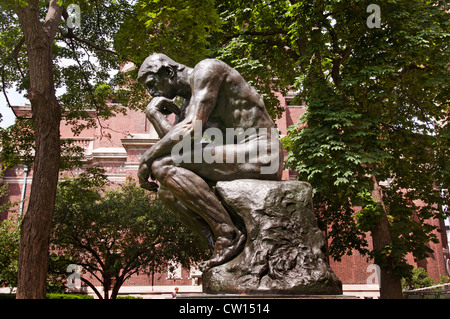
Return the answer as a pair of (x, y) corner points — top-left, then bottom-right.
(193, 59), (229, 75)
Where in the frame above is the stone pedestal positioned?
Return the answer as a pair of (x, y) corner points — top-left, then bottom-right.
(203, 179), (342, 295)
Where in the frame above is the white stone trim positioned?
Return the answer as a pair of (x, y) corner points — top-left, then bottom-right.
(85, 285), (203, 299)
(91, 147), (127, 160)
(342, 284), (380, 299)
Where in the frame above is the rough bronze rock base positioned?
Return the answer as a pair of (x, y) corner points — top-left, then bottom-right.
(203, 180), (342, 295)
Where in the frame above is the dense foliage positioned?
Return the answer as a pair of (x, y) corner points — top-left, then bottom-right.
(279, 0), (449, 278)
(51, 168), (209, 299)
(208, 0), (449, 297)
(0, 216), (20, 290)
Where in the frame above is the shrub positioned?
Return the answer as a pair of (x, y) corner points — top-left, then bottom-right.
(402, 267), (437, 290)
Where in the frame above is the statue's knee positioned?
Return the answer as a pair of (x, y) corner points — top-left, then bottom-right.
(150, 159), (163, 178)
(150, 158), (173, 180)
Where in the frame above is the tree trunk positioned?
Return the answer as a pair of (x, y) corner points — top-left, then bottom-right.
(103, 276), (111, 299)
(80, 277), (103, 299)
(370, 175), (404, 299)
(16, 1), (63, 299)
(111, 277), (124, 299)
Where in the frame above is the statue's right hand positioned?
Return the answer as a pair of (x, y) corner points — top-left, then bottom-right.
(138, 163), (159, 192)
(149, 97), (180, 116)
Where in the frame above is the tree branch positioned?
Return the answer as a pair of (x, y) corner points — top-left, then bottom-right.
(0, 36), (33, 121)
(79, 276), (103, 299)
(222, 29), (289, 46)
(58, 7), (138, 66)
(59, 28), (122, 58)
(254, 38), (300, 61)
(43, 0), (63, 42)
(70, 233), (105, 270)
(0, 37), (25, 75)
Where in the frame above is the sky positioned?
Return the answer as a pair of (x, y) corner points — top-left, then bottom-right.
(0, 88), (29, 128)
(0, 60), (117, 129)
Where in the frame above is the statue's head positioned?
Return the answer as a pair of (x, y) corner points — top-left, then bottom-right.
(138, 53), (184, 98)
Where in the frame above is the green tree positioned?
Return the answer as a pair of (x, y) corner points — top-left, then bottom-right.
(281, 1), (449, 298)
(115, 0), (222, 67)
(51, 168), (208, 299)
(0, 216), (20, 292)
(112, 0), (223, 113)
(402, 267), (437, 291)
(2, 0), (64, 299)
(0, 0), (135, 298)
(211, 0), (449, 298)
(0, 0), (219, 298)
(0, 168), (18, 291)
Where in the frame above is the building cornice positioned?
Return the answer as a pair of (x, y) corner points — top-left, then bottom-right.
(91, 147), (127, 160)
(121, 134), (159, 150)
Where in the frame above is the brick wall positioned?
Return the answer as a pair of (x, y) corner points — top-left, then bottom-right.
(2, 98), (449, 289)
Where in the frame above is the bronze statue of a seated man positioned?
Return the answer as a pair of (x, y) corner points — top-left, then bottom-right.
(137, 53), (283, 270)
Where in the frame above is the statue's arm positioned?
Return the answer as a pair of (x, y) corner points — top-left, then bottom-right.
(138, 61), (226, 182)
(145, 97), (180, 138)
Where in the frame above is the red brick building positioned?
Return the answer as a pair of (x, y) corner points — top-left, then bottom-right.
(1, 90), (449, 298)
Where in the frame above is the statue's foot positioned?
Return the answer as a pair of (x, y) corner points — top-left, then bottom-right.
(200, 228), (246, 272)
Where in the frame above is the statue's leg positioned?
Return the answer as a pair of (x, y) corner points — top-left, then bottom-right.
(158, 186), (216, 253)
(177, 136), (284, 182)
(151, 156), (246, 271)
